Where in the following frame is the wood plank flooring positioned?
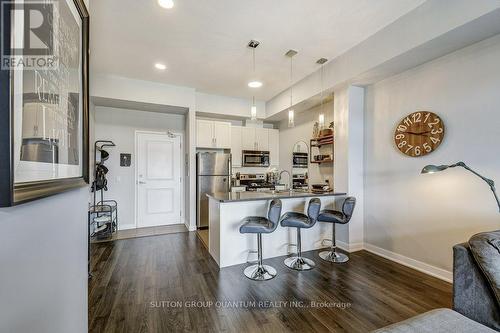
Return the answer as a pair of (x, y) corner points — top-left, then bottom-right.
(89, 232), (452, 333)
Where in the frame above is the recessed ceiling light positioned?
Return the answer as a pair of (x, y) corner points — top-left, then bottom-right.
(248, 81), (263, 88)
(158, 0), (174, 9)
(155, 63), (167, 70)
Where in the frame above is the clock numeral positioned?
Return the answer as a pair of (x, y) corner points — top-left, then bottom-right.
(397, 141), (407, 148)
(423, 113), (431, 123)
(412, 112), (422, 123)
(395, 134), (405, 140)
(430, 136), (440, 144)
(431, 128), (443, 135)
(423, 143), (432, 153)
(397, 125), (407, 132)
(414, 146), (421, 156)
(403, 117), (412, 127)
(405, 144), (414, 154)
(427, 118), (440, 128)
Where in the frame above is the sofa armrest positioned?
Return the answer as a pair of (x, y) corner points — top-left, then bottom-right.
(453, 243), (500, 331)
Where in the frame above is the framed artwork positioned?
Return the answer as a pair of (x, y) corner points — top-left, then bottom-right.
(0, 0), (89, 206)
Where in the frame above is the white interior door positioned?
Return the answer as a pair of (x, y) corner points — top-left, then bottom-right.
(137, 132), (182, 228)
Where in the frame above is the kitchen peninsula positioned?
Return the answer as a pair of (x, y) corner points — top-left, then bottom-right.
(207, 191), (346, 268)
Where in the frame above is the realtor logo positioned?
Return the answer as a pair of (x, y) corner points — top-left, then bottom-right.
(1, 0), (59, 70)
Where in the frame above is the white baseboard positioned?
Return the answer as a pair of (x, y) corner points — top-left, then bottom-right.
(363, 243), (453, 283)
(336, 240), (364, 253)
(185, 220), (196, 231)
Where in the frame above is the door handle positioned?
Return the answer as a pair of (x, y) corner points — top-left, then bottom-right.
(138, 181), (146, 184)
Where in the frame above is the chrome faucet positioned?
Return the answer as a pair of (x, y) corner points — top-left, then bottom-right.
(279, 170), (293, 193)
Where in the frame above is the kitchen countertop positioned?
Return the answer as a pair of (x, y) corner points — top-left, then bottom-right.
(206, 191), (347, 203)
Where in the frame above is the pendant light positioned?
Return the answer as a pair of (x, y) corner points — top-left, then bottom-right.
(286, 49), (297, 128)
(248, 40), (260, 120)
(316, 58), (327, 129)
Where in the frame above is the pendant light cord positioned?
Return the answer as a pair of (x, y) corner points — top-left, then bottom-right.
(290, 56), (293, 107)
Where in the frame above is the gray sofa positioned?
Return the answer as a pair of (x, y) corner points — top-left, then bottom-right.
(453, 242), (500, 331)
(373, 237), (500, 332)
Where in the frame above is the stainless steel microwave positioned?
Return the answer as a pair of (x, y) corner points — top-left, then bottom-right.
(242, 150), (270, 167)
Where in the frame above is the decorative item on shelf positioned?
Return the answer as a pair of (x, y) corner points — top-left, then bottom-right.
(313, 122), (319, 138)
(311, 183), (332, 193)
(395, 111), (445, 157)
(0, 0), (90, 207)
(286, 49), (298, 128)
(421, 162), (500, 212)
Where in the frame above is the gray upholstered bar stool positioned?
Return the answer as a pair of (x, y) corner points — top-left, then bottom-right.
(317, 197), (356, 263)
(279, 198), (321, 271)
(239, 199), (282, 281)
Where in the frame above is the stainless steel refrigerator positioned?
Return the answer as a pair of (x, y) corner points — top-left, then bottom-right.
(197, 152), (231, 228)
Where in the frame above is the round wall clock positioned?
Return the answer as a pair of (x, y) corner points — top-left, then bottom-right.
(394, 111), (444, 157)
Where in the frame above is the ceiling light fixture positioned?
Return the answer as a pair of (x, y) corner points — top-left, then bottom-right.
(248, 81), (263, 88)
(248, 40), (260, 120)
(158, 0), (174, 9)
(247, 40), (262, 90)
(286, 49), (298, 128)
(316, 57), (328, 129)
(154, 63), (167, 70)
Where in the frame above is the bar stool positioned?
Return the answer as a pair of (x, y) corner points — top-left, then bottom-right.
(317, 197), (356, 263)
(279, 198), (321, 271)
(239, 199), (282, 281)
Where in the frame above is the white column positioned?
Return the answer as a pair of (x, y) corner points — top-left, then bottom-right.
(333, 85), (364, 251)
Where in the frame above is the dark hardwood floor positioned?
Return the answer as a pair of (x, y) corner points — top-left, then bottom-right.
(89, 232), (452, 333)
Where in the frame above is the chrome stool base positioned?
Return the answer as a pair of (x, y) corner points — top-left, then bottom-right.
(243, 264), (277, 281)
(319, 250), (349, 263)
(284, 256), (315, 271)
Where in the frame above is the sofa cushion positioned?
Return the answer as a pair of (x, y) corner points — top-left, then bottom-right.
(469, 230), (500, 308)
(372, 309), (496, 333)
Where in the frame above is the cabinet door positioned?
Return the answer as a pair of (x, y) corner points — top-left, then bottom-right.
(196, 120), (214, 148)
(214, 121), (231, 149)
(231, 126), (242, 167)
(268, 129), (279, 167)
(241, 127), (256, 150)
(255, 128), (269, 151)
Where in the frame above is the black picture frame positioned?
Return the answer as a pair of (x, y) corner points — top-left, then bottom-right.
(0, 0), (89, 207)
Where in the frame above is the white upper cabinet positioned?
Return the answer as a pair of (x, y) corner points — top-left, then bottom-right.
(213, 121), (231, 149)
(231, 126), (242, 167)
(241, 127), (270, 151)
(196, 119), (214, 148)
(255, 128), (269, 151)
(268, 129), (279, 167)
(196, 119), (231, 149)
(241, 127), (257, 150)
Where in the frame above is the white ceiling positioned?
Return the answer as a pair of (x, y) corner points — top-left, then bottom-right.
(90, 0), (426, 101)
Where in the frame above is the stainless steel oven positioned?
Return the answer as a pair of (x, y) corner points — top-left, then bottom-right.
(242, 150), (270, 167)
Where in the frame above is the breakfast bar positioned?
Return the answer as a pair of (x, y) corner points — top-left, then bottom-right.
(207, 191), (347, 268)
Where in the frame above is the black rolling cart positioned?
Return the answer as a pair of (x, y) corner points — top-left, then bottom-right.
(88, 140), (118, 278)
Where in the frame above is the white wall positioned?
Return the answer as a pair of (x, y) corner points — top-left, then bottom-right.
(0, 190), (88, 333)
(278, 102), (334, 186)
(364, 34), (500, 277)
(94, 106), (186, 230)
(196, 91), (266, 118)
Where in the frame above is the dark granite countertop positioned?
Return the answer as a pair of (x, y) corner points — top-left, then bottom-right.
(206, 191), (347, 203)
